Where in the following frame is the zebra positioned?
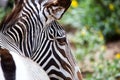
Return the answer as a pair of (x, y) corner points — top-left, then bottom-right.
(0, 0), (82, 80)
(0, 34), (50, 80)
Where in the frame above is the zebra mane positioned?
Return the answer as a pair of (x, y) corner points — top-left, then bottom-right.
(0, 0), (23, 31)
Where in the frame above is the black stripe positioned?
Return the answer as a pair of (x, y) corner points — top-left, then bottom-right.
(52, 42), (73, 74)
(0, 48), (16, 80)
(48, 70), (66, 79)
(43, 8), (48, 22)
(6, 30), (16, 42)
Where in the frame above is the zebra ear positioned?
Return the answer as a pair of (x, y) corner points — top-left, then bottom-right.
(44, 0), (71, 19)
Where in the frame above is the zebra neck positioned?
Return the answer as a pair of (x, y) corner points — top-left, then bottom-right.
(2, 13), (47, 57)
(0, 33), (24, 56)
(0, 0), (51, 57)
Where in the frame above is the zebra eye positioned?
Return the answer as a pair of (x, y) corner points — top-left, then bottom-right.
(56, 38), (66, 45)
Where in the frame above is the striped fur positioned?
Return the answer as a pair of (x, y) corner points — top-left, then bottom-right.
(0, 0), (82, 80)
(0, 42), (50, 80)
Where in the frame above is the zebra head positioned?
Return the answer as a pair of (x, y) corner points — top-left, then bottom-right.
(13, 0), (71, 24)
(34, 0), (71, 25)
(1, 0), (71, 30)
(17, 0), (71, 19)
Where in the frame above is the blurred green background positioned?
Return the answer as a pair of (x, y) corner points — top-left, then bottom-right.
(0, 0), (120, 80)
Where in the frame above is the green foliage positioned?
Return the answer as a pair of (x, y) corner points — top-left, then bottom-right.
(0, 7), (12, 22)
(68, 27), (104, 61)
(62, 0), (120, 79)
(0, 8), (6, 21)
(87, 59), (120, 80)
(68, 27), (120, 80)
(83, 60), (119, 80)
(61, 0), (120, 41)
(0, 0), (13, 21)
